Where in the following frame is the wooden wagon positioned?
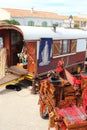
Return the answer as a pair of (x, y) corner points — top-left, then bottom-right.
(0, 24), (87, 89)
(38, 66), (87, 130)
(53, 105), (87, 130)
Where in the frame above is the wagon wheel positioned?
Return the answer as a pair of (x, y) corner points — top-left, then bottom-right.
(40, 105), (49, 119)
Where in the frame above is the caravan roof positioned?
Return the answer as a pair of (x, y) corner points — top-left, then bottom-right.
(15, 25), (87, 41)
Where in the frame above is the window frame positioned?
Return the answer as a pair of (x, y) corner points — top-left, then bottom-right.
(52, 39), (76, 58)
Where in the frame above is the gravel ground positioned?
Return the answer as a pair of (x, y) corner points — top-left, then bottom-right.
(0, 86), (54, 130)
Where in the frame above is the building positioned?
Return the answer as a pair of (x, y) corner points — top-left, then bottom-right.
(0, 8), (64, 27)
(0, 8), (87, 28)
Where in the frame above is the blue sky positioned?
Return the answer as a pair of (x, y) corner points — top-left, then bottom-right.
(0, 0), (87, 16)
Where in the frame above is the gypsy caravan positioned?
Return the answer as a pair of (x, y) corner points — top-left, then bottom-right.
(13, 26), (87, 77)
(0, 24), (87, 86)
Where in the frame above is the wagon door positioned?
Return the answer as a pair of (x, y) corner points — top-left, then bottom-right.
(27, 42), (36, 76)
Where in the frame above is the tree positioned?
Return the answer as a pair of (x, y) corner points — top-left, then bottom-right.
(1, 19), (20, 25)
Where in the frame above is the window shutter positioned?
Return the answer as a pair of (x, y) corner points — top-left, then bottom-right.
(53, 41), (60, 56)
(71, 40), (76, 53)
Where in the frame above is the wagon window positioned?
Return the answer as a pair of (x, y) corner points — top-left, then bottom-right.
(62, 40), (70, 53)
(63, 40), (67, 53)
(63, 40), (71, 53)
(52, 40), (76, 57)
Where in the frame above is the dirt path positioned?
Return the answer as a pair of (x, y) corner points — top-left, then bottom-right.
(0, 86), (52, 130)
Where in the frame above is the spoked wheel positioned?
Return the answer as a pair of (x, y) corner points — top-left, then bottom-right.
(40, 105), (49, 119)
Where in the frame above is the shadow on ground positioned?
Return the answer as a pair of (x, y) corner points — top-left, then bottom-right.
(0, 79), (32, 95)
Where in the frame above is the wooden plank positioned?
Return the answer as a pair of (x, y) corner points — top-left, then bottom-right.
(64, 118), (87, 130)
(0, 74), (20, 85)
(7, 66), (28, 75)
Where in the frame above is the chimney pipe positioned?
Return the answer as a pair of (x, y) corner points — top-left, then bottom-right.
(53, 23), (58, 32)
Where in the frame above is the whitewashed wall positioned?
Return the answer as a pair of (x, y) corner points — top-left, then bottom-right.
(0, 9), (10, 20)
(13, 17), (63, 26)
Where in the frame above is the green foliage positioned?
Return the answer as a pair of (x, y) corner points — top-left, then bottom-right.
(2, 19), (20, 25)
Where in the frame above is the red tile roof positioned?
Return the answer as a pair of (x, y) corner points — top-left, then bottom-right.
(3, 8), (64, 19)
(2, 8), (87, 21)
